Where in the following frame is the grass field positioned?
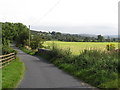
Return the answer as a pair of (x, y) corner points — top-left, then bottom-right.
(44, 41), (118, 55)
(2, 57), (24, 88)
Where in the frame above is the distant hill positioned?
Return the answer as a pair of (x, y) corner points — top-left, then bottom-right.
(79, 34), (119, 39)
(78, 34), (97, 38)
(31, 29), (118, 38)
(30, 30), (119, 42)
(103, 35), (119, 39)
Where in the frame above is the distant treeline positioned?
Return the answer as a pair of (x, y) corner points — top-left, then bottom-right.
(31, 30), (119, 42)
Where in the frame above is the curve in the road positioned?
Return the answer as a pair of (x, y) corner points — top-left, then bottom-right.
(14, 47), (94, 89)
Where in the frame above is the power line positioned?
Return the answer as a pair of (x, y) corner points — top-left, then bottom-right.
(33, 0), (61, 25)
(39, 0), (61, 21)
(29, 0), (61, 32)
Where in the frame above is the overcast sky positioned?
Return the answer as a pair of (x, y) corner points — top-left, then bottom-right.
(0, 0), (119, 35)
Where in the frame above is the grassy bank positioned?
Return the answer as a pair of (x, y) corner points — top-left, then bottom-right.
(2, 57), (24, 88)
(38, 45), (120, 89)
(20, 47), (36, 55)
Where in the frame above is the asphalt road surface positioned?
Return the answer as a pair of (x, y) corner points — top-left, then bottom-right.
(13, 46), (95, 89)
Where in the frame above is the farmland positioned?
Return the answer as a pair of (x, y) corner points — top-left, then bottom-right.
(44, 41), (118, 55)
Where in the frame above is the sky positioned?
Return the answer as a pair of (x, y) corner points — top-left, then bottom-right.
(0, 0), (119, 35)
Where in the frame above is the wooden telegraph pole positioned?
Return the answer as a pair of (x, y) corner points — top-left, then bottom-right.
(29, 25), (30, 47)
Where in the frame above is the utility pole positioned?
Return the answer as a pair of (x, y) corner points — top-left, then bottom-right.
(29, 25), (30, 47)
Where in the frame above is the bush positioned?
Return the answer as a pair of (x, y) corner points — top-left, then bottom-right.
(75, 50), (118, 72)
(106, 44), (116, 51)
(30, 35), (44, 50)
(2, 46), (17, 55)
(49, 45), (72, 64)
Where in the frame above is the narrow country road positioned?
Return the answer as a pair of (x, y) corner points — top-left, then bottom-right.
(13, 46), (94, 89)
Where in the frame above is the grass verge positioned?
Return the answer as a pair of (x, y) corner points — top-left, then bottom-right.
(20, 47), (36, 55)
(2, 57), (24, 88)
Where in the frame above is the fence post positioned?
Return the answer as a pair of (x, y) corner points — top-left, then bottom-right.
(14, 53), (16, 59)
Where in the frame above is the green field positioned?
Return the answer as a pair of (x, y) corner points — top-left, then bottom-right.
(44, 41), (118, 55)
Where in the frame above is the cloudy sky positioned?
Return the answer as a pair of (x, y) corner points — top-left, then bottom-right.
(0, 0), (119, 35)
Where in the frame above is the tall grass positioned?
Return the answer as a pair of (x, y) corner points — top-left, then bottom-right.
(39, 44), (120, 89)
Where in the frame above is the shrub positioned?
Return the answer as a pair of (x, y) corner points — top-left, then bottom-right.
(30, 35), (44, 50)
(106, 44), (116, 51)
(2, 46), (17, 55)
(49, 44), (72, 64)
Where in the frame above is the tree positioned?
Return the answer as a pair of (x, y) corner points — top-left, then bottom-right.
(16, 30), (29, 46)
(2, 22), (30, 46)
(83, 37), (90, 42)
(30, 35), (44, 50)
(106, 36), (111, 42)
(51, 31), (56, 35)
(97, 35), (104, 42)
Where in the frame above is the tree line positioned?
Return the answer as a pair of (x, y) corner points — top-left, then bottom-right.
(31, 30), (119, 42)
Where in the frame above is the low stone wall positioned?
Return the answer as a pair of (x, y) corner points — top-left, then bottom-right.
(38, 48), (51, 54)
